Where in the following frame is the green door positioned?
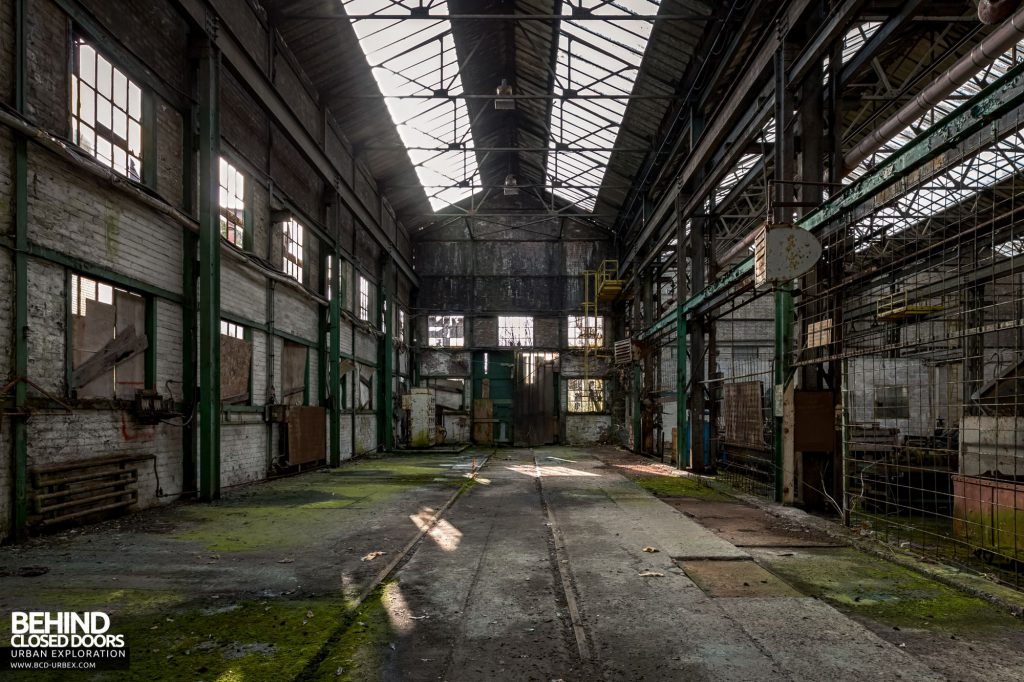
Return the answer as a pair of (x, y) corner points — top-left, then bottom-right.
(473, 350), (514, 444)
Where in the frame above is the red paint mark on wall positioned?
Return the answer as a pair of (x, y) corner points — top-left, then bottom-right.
(121, 412), (155, 442)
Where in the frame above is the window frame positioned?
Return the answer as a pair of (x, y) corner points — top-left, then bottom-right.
(358, 276), (371, 321)
(219, 156), (248, 249)
(566, 378), (606, 414)
(282, 218), (305, 284)
(67, 272), (153, 401)
(567, 315), (605, 348)
(427, 315), (465, 348)
(498, 315), (534, 347)
(70, 36), (146, 182)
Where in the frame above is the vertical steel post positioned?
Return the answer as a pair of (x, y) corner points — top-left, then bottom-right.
(688, 213), (706, 473)
(12, 0), (29, 541)
(329, 243), (342, 466)
(773, 42), (795, 503)
(675, 190), (689, 470)
(379, 264), (394, 451)
(197, 37), (221, 501)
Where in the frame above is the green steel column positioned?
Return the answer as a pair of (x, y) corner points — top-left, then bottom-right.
(11, 0), (28, 541)
(631, 363), (642, 453)
(773, 287), (793, 503)
(676, 313), (688, 470)
(378, 267), (394, 451)
(329, 245), (342, 466)
(197, 39), (221, 501)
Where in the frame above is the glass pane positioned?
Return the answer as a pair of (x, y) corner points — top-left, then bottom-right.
(79, 84), (96, 125)
(96, 56), (112, 98)
(96, 96), (111, 129)
(128, 121), (142, 155)
(80, 44), (96, 84)
(112, 69), (127, 109)
(128, 82), (142, 120)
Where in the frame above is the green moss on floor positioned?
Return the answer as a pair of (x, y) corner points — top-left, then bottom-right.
(632, 475), (732, 501)
(174, 458), (469, 552)
(307, 582), (397, 681)
(3, 596), (350, 682)
(759, 547), (1024, 633)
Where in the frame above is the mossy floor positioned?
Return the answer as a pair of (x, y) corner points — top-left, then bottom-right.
(755, 546), (1023, 633)
(630, 474), (732, 501)
(0, 454), (481, 681)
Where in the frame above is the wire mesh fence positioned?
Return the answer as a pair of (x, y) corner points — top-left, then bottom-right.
(710, 292), (777, 498)
(794, 111), (1024, 587)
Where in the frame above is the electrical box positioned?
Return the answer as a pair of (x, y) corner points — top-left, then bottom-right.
(408, 388), (437, 448)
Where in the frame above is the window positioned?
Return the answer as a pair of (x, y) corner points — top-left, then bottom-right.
(220, 320), (244, 339)
(282, 219), (304, 283)
(498, 316), (533, 347)
(428, 315), (464, 347)
(381, 297), (388, 332)
(568, 315), (604, 348)
(398, 309), (406, 342)
(70, 274), (147, 400)
(358, 276), (370, 321)
(874, 386), (910, 419)
(359, 365), (374, 409)
(523, 352), (557, 385)
(71, 38), (143, 180)
(219, 158), (245, 247)
(220, 321), (251, 404)
(567, 379), (604, 413)
(326, 256), (333, 300)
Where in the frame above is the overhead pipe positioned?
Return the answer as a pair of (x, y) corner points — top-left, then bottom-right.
(844, 5), (1024, 172)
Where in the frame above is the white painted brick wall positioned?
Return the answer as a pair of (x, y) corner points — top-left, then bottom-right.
(339, 319), (354, 356)
(221, 260), (267, 323)
(355, 414), (376, 455)
(565, 415), (611, 445)
(27, 412), (184, 506)
(155, 299), (182, 395)
(355, 329), (377, 363)
(221, 421), (267, 488)
(28, 153), (183, 296)
(26, 258), (66, 395)
(275, 285), (318, 340)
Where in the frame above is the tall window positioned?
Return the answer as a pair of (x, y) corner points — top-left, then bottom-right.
(498, 316), (533, 347)
(428, 315), (464, 347)
(220, 320), (244, 339)
(568, 315), (604, 347)
(567, 379), (605, 413)
(358, 276), (370, 321)
(282, 219), (304, 283)
(398, 309), (407, 343)
(71, 38), (143, 179)
(219, 158), (245, 247)
(70, 274), (147, 400)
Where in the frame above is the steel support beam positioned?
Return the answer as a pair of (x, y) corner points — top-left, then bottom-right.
(329, 245), (342, 467)
(197, 39), (221, 501)
(674, 193), (688, 470)
(172, 0), (418, 288)
(379, 263), (395, 452)
(11, 0), (29, 542)
(688, 212), (707, 473)
(639, 50), (1024, 404)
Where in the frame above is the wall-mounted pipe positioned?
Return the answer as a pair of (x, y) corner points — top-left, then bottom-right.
(844, 5), (1024, 172)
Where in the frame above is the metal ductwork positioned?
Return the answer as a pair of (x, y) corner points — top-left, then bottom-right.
(843, 5), (1024, 172)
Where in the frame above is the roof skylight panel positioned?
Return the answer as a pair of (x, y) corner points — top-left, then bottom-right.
(344, 0), (478, 210)
(548, 1), (660, 212)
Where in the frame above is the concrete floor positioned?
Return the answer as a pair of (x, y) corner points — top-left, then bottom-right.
(2, 446), (1023, 681)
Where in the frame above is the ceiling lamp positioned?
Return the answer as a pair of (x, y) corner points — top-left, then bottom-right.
(504, 174), (519, 196)
(495, 78), (515, 110)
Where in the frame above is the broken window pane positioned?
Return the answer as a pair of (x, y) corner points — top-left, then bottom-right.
(427, 315), (464, 348)
(72, 38), (144, 180)
(359, 276), (371, 321)
(568, 315), (604, 348)
(219, 157), (246, 247)
(567, 378), (605, 413)
(498, 316), (533, 347)
(70, 273), (147, 400)
(282, 219), (304, 283)
(359, 365), (375, 410)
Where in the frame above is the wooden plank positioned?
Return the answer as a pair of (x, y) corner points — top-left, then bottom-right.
(221, 335), (253, 403)
(285, 406), (327, 465)
(72, 324), (147, 390)
(724, 381), (765, 447)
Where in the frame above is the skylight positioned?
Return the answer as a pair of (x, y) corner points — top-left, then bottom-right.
(343, 0), (478, 210)
(547, 1), (660, 212)
(846, 40), (1024, 252)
